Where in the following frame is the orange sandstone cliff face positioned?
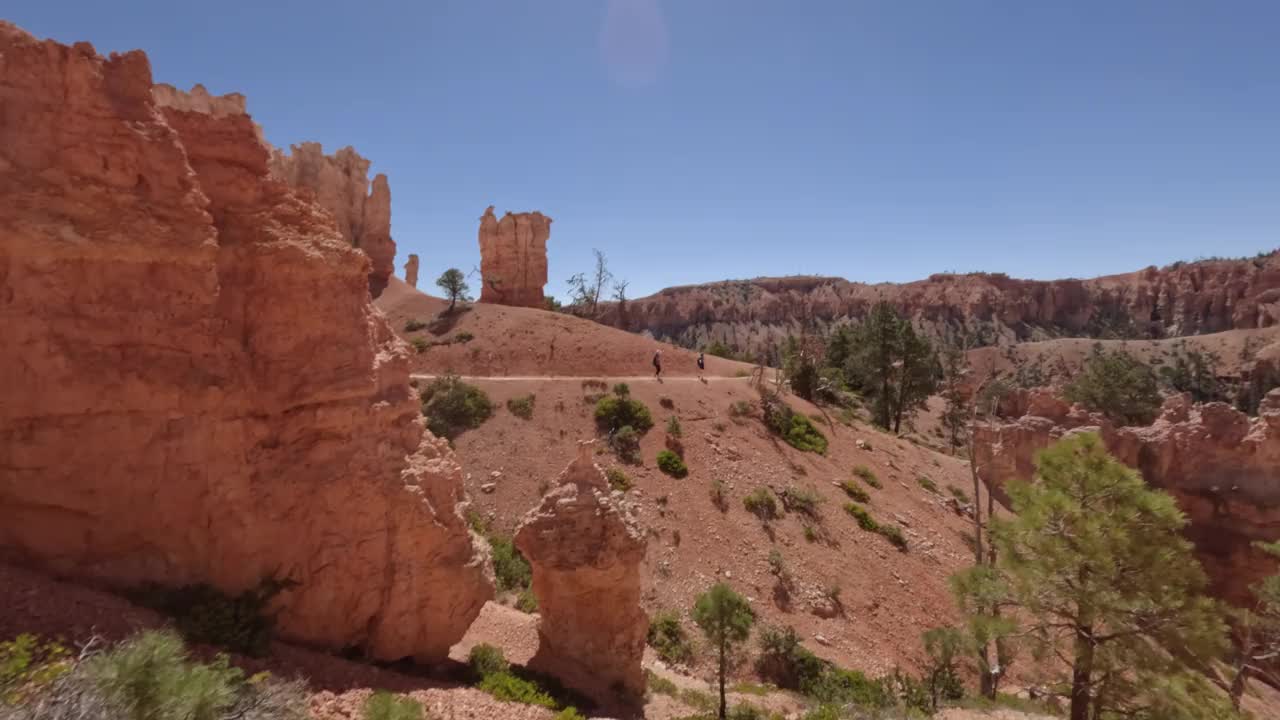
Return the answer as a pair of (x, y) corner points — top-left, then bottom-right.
(268, 142), (397, 298)
(972, 388), (1280, 607)
(599, 258), (1280, 354)
(0, 23), (491, 662)
(477, 205), (552, 308)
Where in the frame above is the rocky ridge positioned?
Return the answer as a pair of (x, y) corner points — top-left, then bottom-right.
(0, 22), (490, 662)
(972, 387), (1280, 606)
(477, 205), (553, 308)
(599, 256), (1280, 355)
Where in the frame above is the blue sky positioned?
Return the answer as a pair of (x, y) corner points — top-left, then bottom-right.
(12, 1), (1279, 300)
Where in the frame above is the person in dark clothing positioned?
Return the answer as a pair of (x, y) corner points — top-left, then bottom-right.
(653, 349), (663, 377)
(696, 351), (705, 380)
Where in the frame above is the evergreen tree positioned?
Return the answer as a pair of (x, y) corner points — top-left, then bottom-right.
(435, 268), (471, 311)
(1063, 344), (1161, 426)
(986, 433), (1234, 720)
(692, 583), (755, 719)
(939, 341), (970, 453)
(844, 303), (940, 432)
(1230, 541), (1280, 710)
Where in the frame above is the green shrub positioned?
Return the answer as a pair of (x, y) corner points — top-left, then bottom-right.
(89, 630), (245, 720)
(468, 644), (510, 680)
(838, 481), (870, 503)
(465, 509), (491, 534)
(656, 450), (689, 478)
(947, 485), (970, 503)
(710, 479), (729, 512)
(134, 579), (287, 657)
(0, 634), (69, 704)
(744, 488), (780, 521)
(759, 395), (828, 454)
(844, 503), (879, 531)
(410, 337), (430, 353)
(594, 389), (654, 434)
(610, 425), (641, 463)
(778, 486), (822, 518)
(729, 400), (754, 419)
(454, 331), (474, 343)
(1064, 345), (1162, 426)
(516, 587), (539, 613)
(364, 691), (423, 720)
(489, 535), (532, 593)
(852, 465), (881, 489)
(404, 319), (427, 332)
(727, 703), (770, 720)
(553, 708), (586, 720)
(801, 666), (892, 708)
(645, 669), (679, 696)
(506, 393), (536, 420)
(802, 524), (818, 543)
(647, 611), (695, 665)
(757, 625), (825, 691)
(477, 672), (557, 708)
(606, 467), (633, 492)
(878, 523), (909, 551)
(420, 374), (494, 438)
(916, 475), (938, 493)
(666, 415), (683, 437)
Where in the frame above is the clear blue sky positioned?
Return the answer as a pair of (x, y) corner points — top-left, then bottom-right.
(12, 1), (1279, 299)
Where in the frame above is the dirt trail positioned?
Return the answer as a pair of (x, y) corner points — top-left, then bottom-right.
(411, 374), (758, 382)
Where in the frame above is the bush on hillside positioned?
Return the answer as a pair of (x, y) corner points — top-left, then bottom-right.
(507, 393), (536, 420)
(916, 475), (939, 493)
(838, 481), (870, 504)
(132, 578), (290, 658)
(710, 479), (729, 512)
(468, 644), (510, 680)
(606, 467), (633, 492)
(1064, 345), (1162, 426)
(647, 611), (695, 665)
(852, 465), (881, 488)
(609, 425), (641, 463)
(656, 450), (688, 478)
(756, 625), (825, 691)
(410, 337), (430, 353)
(779, 486), (822, 519)
(594, 389), (654, 434)
(403, 319), (427, 332)
(744, 488), (780, 521)
(488, 534), (532, 593)
(665, 415), (682, 437)
(365, 691), (423, 720)
(420, 373), (494, 438)
(760, 391), (827, 453)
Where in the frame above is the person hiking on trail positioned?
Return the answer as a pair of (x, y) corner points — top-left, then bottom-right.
(653, 349), (663, 378)
(696, 351), (705, 380)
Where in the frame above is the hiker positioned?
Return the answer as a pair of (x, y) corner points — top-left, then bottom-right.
(696, 351), (705, 380)
(653, 349), (663, 378)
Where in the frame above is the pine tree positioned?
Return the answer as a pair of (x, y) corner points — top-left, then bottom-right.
(844, 303), (940, 432)
(939, 341), (970, 453)
(1230, 541), (1280, 710)
(986, 433), (1234, 720)
(435, 268), (471, 311)
(1063, 344), (1161, 425)
(692, 583), (755, 719)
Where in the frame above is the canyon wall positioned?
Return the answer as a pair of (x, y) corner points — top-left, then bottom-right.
(477, 205), (552, 307)
(599, 257), (1280, 356)
(0, 23), (491, 662)
(972, 388), (1280, 606)
(268, 143), (396, 297)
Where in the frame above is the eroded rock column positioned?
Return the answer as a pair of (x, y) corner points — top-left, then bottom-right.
(514, 442), (647, 704)
(404, 254), (420, 288)
(477, 205), (552, 307)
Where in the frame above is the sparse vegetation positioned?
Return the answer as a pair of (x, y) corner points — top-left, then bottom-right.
(647, 611), (695, 665)
(606, 467), (633, 492)
(0, 634), (69, 704)
(778, 486), (822, 518)
(476, 671), (557, 709)
(506, 393), (536, 420)
(666, 415), (682, 437)
(594, 386), (654, 434)
(756, 625), (824, 691)
(410, 337), (429, 353)
(488, 534), (532, 593)
(710, 479), (729, 512)
(610, 425), (641, 463)
(743, 488), (780, 521)
(838, 480), (870, 503)
(403, 319), (427, 332)
(454, 331), (474, 343)
(728, 400), (754, 420)
(645, 670), (679, 696)
(365, 691), (423, 720)
(916, 475), (938, 493)
(852, 465), (881, 489)
(420, 373), (494, 439)
(131, 578), (289, 657)
(947, 485), (970, 503)
(468, 644), (511, 679)
(516, 587), (539, 613)
(656, 449), (689, 478)
(843, 503), (907, 550)
(1064, 344), (1162, 426)
(759, 391), (827, 454)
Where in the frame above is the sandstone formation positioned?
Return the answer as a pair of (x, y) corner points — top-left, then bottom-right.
(598, 256), (1280, 356)
(477, 206), (552, 307)
(514, 442), (647, 704)
(404, 253), (420, 288)
(0, 23), (491, 662)
(972, 387), (1280, 606)
(268, 142), (396, 297)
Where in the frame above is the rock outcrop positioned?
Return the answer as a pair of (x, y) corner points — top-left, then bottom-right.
(268, 143), (396, 297)
(598, 257), (1280, 356)
(404, 253), (419, 288)
(973, 388), (1280, 606)
(477, 206), (552, 308)
(0, 23), (491, 662)
(514, 442), (647, 704)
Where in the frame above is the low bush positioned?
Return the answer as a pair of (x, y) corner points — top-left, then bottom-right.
(666, 415), (683, 437)
(878, 523), (909, 551)
(365, 691), (423, 720)
(0, 634), (69, 704)
(489, 534), (532, 593)
(606, 467), (633, 492)
(595, 389), (654, 434)
(609, 425), (641, 463)
(403, 319), (427, 332)
(477, 672), (557, 709)
(710, 479), (729, 512)
(507, 394), (536, 420)
(656, 450), (688, 478)
(852, 465), (881, 489)
(729, 400), (754, 419)
(410, 337), (429, 353)
(133, 578), (289, 657)
(948, 485), (970, 503)
(916, 475), (939, 493)
(420, 374), (494, 439)
(553, 708), (586, 720)
(454, 331), (474, 343)
(744, 488), (780, 521)
(516, 587), (539, 613)
(779, 486), (822, 518)
(756, 625), (824, 691)
(647, 611), (695, 665)
(468, 644), (510, 680)
(645, 669), (679, 696)
(838, 481), (870, 503)
(760, 392), (827, 454)
(843, 503), (879, 532)
(802, 666), (892, 708)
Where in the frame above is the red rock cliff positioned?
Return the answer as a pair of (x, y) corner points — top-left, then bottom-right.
(268, 142), (396, 298)
(599, 257), (1280, 354)
(477, 205), (552, 308)
(0, 23), (491, 662)
(972, 389), (1280, 607)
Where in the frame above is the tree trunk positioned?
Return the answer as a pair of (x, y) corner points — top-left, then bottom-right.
(718, 634), (727, 720)
(1070, 623), (1095, 720)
